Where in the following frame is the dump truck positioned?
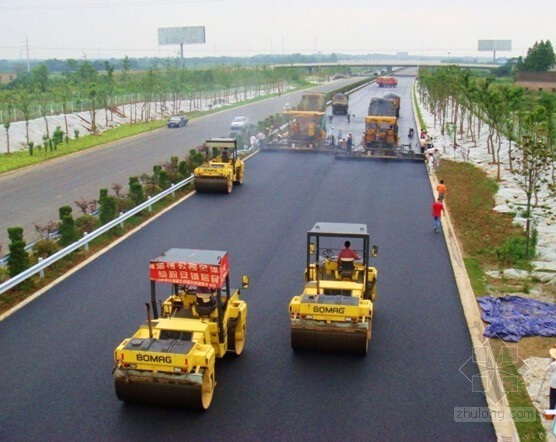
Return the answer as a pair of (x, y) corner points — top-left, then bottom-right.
(113, 248), (248, 409)
(384, 93), (400, 117)
(376, 76), (398, 88)
(331, 93), (349, 115)
(289, 222), (378, 354)
(368, 98), (397, 118)
(297, 92), (326, 112)
(194, 138), (245, 193)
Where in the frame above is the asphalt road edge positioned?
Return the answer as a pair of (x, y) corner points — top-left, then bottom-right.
(412, 80), (519, 441)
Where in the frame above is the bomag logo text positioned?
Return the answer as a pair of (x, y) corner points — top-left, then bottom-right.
(312, 306), (345, 314)
(136, 354), (172, 363)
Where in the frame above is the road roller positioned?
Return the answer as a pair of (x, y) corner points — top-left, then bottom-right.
(113, 248), (248, 410)
(289, 222), (378, 355)
(194, 138), (245, 193)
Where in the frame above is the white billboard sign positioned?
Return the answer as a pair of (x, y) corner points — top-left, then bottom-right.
(478, 40), (512, 51)
(158, 26), (206, 46)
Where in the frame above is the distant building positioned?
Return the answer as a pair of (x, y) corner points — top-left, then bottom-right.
(0, 72), (17, 84)
(515, 72), (556, 92)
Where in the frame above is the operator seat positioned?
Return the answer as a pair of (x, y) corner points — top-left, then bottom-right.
(335, 258), (357, 281)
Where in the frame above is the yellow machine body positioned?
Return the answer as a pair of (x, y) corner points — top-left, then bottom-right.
(113, 248), (248, 409)
(194, 138), (245, 193)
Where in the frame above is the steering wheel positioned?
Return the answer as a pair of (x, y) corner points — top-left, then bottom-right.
(322, 249), (334, 259)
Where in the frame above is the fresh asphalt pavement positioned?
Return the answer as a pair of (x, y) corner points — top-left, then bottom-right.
(0, 146), (495, 440)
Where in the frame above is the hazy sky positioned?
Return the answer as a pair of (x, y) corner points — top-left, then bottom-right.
(1, 0), (555, 61)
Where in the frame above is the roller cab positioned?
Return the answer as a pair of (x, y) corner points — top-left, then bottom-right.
(289, 222), (378, 355)
(113, 248), (248, 410)
(194, 138), (244, 193)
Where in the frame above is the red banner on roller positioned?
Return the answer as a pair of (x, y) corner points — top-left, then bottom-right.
(150, 254), (229, 288)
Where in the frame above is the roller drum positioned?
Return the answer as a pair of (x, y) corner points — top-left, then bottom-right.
(291, 327), (369, 355)
(194, 177), (232, 193)
(114, 369), (214, 409)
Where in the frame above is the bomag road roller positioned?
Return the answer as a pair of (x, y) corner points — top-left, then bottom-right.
(113, 248), (248, 409)
(194, 138), (245, 193)
(289, 222), (378, 355)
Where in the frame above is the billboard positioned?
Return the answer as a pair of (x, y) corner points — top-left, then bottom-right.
(478, 40), (512, 51)
(158, 26), (206, 46)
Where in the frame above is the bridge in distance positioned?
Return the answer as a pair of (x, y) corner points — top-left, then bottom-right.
(274, 59), (500, 73)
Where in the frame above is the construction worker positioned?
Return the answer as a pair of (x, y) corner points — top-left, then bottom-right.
(337, 241), (360, 265)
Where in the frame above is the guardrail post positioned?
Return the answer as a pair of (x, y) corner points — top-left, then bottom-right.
(119, 213), (124, 229)
(83, 232), (89, 252)
(171, 183), (175, 198)
(147, 196), (153, 213)
(38, 258), (44, 279)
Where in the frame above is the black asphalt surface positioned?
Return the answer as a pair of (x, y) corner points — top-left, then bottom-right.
(0, 77), (363, 250)
(0, 73), (495, 440)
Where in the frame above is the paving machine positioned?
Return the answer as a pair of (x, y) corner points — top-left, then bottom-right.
(113, 248), (248, 409)
(282, 110), (328, 148)
(194, 138), (245, 193)
(289, 222), (378, 354)
(364, 115), (399, 149)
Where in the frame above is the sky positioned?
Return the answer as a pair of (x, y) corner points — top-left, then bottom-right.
(0, 0), (555, 61)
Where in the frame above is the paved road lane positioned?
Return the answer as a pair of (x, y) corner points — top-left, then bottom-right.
(0, 151), (495, 441)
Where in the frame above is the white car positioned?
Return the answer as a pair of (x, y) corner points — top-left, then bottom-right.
(230, 116), (248, 130)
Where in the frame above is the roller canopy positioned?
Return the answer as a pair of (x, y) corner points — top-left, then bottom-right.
(149, 248), (229, 289)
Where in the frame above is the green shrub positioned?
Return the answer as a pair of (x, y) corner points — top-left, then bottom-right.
(7, 227), (29, 277)
(58, 205), (80, 247)
(115, 198), (135, 213)
(75, 214), (101, 234)
(32, 239), (61, 258)
(495, 234), (535, 267)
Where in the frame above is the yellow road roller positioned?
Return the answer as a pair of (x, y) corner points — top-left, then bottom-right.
(289, 222), (378, 355)
(194, 138), (245, 193)
(113, 248), (248, 409)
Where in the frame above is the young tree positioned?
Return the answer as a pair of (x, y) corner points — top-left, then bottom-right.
(58, 205), (79, 247)
(7, 227), (30, 278)
(512, 109), (555, 257)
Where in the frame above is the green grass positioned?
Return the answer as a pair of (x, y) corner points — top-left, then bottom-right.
(463, 257), (488, 296)
(495, 346), (547, 441)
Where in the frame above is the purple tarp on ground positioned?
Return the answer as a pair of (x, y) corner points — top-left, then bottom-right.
(477, 295), (556, 342)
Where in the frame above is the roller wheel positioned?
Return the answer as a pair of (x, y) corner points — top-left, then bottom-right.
(236, 169), (244, 185)
(200, 370), (215, 410)
(227, 319), (246, 355)
(226, 178), (233, 194)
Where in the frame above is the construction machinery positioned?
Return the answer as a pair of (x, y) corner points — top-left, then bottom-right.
(281, 110), (328, 148)
(297, 92), (326, 112)
(289, 222), (378, 354)
(376, 76), (398, 88)
(113, 248), (248, 409)
(331, 93), (349, 115)
(194, 138), (245, 193)
(364, 115), (399, 150)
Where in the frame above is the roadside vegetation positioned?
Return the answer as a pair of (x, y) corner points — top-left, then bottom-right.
(425, 40), (556, 440)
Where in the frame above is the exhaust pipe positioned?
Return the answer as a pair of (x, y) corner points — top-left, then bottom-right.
(145, 303), (154, 339)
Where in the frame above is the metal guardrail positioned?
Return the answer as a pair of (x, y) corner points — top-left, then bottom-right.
(0, 175), (195, 295)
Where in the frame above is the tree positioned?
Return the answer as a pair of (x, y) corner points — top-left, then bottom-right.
(511, 108), (555, 258)
(516, 40), (556, 72)
(7, 227), (30, 278)
(3, 92), (14, 154)
(98, 188), (117, 225)
(58, 205), (79, 247)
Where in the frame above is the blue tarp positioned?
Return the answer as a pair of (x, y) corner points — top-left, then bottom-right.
(477, 295), (556, 342)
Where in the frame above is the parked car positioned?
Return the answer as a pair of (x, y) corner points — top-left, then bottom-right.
(167, 115), (188, 128)
(230, 116), (248, 130)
